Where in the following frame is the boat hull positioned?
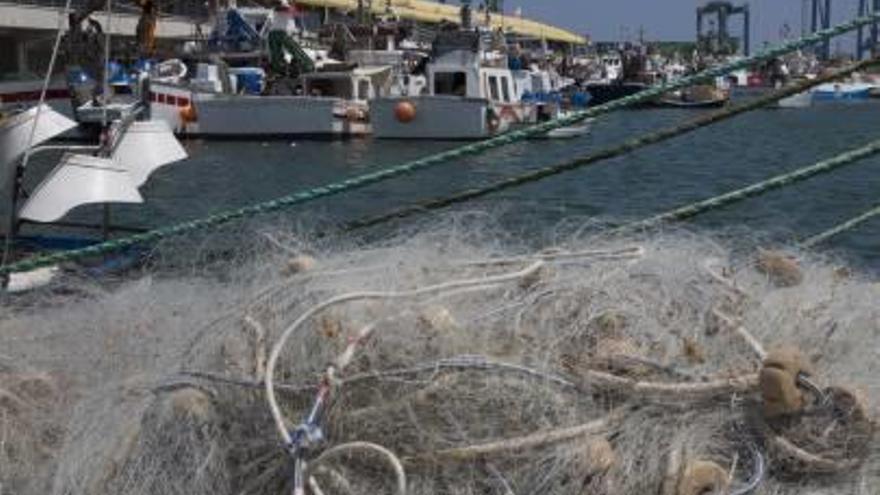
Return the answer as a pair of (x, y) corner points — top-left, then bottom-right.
(0, 79), (73, 117)
(373, 96), (539, 140)
(372, 96), (492, 140)
(656, 97), (727, 109)
(148, 83), (367, 138)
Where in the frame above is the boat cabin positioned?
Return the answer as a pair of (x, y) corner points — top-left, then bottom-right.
(429, 64), (518, 104)
(600, 53), (623, 81)
(427, 55), (519, 104)
(301, 66), (392, 102)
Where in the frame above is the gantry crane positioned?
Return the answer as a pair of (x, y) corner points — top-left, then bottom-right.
(697, 1), (751, 56)
(858, 0), (880, 59)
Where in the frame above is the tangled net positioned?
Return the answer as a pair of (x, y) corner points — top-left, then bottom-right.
(1, 226), (878, 495)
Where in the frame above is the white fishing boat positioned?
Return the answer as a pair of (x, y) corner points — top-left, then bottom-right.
(148, 61), (387, 137)
(147, 4), (391, 138)
(371, 29), (537, 140)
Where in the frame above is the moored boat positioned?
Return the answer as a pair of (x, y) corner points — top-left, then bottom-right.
(148, 61), (380, 138)
(145, 3), (382, 138)
(542, 118), (592, 139)
(372, 29), (537, 140)
(811, 82), (872, 101)
(657, 84), (729, 108)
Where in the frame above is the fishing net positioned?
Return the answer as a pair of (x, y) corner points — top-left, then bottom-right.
(1, 223), (878, 495)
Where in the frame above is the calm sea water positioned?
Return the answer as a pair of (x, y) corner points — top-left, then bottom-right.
(14, 99), (880, 272)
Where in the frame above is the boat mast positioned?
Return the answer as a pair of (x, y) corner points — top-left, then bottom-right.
(102, 0), (113, 240)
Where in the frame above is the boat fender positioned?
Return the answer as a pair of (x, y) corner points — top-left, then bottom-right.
(394, 100), (416, 123)
(179, 104), (197, 123)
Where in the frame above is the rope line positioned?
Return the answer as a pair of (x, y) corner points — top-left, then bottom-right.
(2, 14), (879, 276)
(343, 58), (880, 231)
(611, 139), (880, 234)
(801, 203), (880, 247)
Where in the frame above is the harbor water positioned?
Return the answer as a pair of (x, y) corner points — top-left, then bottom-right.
(13, 99), (880, 272)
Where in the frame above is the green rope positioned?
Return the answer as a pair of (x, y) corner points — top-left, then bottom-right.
(611, 140), (880, 234)
(801, 204), (880, 247)
(344, 57), (880, 231)
(2, 13), (878, 276)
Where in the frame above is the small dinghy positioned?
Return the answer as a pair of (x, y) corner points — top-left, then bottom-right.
(657, 85), (729, 108)
(544, 118), (593, 139)
(812, 82), (871, 101)
(534, 110), (593, 140)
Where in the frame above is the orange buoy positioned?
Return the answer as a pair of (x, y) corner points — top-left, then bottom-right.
(179, 104), (197, 123)
(394, 100), (416, 123)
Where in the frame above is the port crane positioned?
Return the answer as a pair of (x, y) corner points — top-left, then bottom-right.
(857, 0), (880, 59)
(697, 1), (751, 56)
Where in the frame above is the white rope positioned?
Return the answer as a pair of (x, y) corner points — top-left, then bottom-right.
(712, 309), (767, 360)
(264, 261), (544, 446)
(307, 441), (407, 495)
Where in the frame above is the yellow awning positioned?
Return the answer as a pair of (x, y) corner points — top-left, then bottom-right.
(296, 0), (586, 45)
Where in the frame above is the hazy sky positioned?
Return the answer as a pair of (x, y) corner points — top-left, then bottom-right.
(504, 1), (863, 49)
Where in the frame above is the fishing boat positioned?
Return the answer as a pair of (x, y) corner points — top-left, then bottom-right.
(657, 84), (729, 108)
(581, 52), (650, 106)
(811, 82), (872, 101)
(148, 60), (384, 138)
(146, 4), (390, 138)
(371, 27), (538, 140)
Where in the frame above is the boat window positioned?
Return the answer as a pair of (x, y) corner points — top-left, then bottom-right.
(434, 72), (467, 96)
(305, 78), (352, 99)
(358, 80), (371, 100)
(488, 75), (500, 101)
(500, 76), (511, 102)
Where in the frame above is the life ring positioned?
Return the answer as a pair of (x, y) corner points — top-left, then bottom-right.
(154, 58), (187, 82)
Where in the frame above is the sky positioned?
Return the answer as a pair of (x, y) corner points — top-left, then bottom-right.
(502, 0), (864, 51)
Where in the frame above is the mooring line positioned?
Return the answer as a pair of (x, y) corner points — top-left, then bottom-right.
(608, 139), (880, 235)
(801, 203), (880, 247)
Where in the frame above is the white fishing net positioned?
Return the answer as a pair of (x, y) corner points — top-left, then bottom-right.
(1, 223), (877, 495)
